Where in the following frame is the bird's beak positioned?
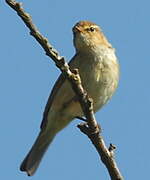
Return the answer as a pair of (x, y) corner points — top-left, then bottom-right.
(73, 26), (82, 33)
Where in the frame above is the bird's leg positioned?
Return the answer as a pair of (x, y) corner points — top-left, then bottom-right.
(75, 116), (87, 122)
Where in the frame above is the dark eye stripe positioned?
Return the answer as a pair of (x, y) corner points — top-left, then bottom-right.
(86, 26), (95, 32)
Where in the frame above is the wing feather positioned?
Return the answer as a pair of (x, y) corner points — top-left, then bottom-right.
(40, 55), (77, 129)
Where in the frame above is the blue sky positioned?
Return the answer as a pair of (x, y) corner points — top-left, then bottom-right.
(1, 0), (150, 179)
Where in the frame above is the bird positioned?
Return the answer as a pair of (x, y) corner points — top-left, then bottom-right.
(20, 20), (120, 176)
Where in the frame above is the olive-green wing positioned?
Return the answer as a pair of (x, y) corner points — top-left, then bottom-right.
(40, 55), (78, 129)
(40, 73), (66, 129)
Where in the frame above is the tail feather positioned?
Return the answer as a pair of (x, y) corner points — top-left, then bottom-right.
(20, 130), (55, 176)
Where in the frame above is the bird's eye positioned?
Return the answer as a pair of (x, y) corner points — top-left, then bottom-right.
(89, 27), (95, 32)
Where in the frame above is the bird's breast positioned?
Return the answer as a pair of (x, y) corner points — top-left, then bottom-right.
(78, 48), (119, 112)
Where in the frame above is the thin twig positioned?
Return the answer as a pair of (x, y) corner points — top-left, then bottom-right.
(77, 123), (123, 179)
(5, 0), (123, 179)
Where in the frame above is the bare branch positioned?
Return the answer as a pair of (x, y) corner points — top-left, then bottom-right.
(5, 0), (123, 179)
(5, 0), (98, 131)
(78, 123), (123, 179)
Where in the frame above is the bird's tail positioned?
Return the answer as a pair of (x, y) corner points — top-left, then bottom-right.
(20, 130), (56, 176)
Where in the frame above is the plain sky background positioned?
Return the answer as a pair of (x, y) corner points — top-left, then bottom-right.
(1, 0), (150, 179)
